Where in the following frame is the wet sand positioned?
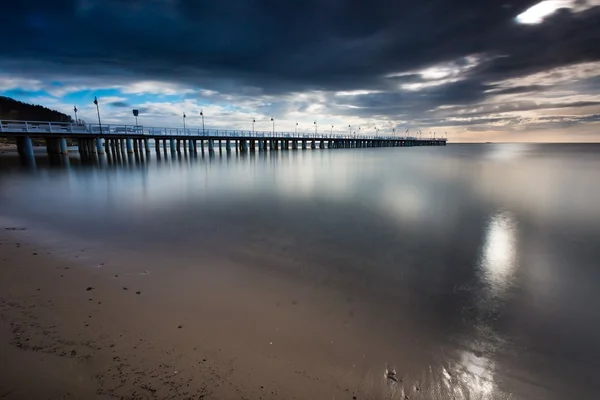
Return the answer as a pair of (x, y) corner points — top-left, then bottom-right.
(0, 228), (406, 400)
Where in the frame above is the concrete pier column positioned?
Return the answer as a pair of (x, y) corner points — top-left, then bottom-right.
(208, 139), (215, 151)
(301, 140), (307, 150)
(90, 139), (98, 154)
(59, 138), (68, 155)
(189, 139), (195, 152)
(96, 138), (104, 154)
(273, 140), (279, 150)
(311, 140), (316, 149)
(319, 140), (325, 149)
(133, 138), (139, 153)
(225, 139), (231, 151)
(176, 139), (181, 152)
(145, 139), (151, 153)
(292, 140), (298, 150)
(17, 136), (35, 164)
(155, 139), (160, 152)
(45, 138), (55, 154)
(126, 138), (134, 153)
(169, 138), (176, 152)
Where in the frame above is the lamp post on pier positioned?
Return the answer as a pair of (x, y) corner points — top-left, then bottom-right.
(295, 122), (298, 136)
(183, 113), (186, 133)
(200, 110), (205, 135)
(73, 106), (78, 124)
(93, 96), (102, 135)
(133, 109), (139, 126)
(314, 121), (317, 136)
(348, 124), (351, 137)
(271, 117), (275, 135)
(252, 118), (255, 134)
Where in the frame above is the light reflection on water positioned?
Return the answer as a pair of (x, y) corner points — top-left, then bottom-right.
(1, 144), (600, 399)
(480, 210), (518, 299)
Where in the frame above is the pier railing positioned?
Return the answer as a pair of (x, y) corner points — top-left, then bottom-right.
(0, 120), (446, 142)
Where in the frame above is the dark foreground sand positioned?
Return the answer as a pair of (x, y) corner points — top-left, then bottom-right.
(0, 228), (407, 400)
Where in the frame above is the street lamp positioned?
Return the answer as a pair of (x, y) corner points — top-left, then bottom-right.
(314, 121), (317, 135)
(348, 124), (351, 137)
(392, 128), (395, 137)
(331, 125), (334, 135)
(132, 109), (139, 126)
(93, 96), (102, 134)
(271, 117), (274, 135)
(295, 122), (298, 136)
(183, 112), (186, 133)
(200, 110), (205, 135)
(73, 106), (78, 124)
(252, 118), (255, 134)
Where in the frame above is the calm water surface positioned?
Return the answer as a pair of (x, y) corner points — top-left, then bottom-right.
(1, 143), (599, 399)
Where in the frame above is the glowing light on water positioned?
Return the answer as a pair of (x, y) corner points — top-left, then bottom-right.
(480, 210), (518, 297)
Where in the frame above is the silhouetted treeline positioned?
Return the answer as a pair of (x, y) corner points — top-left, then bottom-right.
(0, 96), (73, 122)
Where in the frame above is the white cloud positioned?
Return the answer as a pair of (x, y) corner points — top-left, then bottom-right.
(516, 0), (600, 24)
(489, 61), (600, 89)
(119, 81), (195, 96)
(0, 76), (42, 92)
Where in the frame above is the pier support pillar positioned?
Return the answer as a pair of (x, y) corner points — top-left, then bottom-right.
(126, 138), (134, 153)
(292, 140), (298, 150)
(302, 140), (307, 150)
(226, 139), (231, 151)
(17, 136), (35, 164)
(96, 138), (105, 154)
(58, 138), (68, 155)
(144, 139), (151, 153)
(155, 139), (160, 152)
(208, 139), (215, 151)
(169, 138), (176, 152)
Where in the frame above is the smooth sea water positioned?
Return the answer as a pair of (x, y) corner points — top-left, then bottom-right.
(1, 143), (600, 399)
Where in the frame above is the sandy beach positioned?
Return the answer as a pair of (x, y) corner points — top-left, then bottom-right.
(0, 227), (401, 400)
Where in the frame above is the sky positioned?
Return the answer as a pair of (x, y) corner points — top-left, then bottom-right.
(1, 0), (599, 142)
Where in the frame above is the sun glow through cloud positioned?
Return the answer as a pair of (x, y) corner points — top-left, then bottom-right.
(516, 0), (600, 24)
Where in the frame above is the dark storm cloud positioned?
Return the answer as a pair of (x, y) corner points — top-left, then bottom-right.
(1, 0), (600, 127)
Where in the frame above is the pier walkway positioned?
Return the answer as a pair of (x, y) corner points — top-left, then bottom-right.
(0, 120), (446, 162)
